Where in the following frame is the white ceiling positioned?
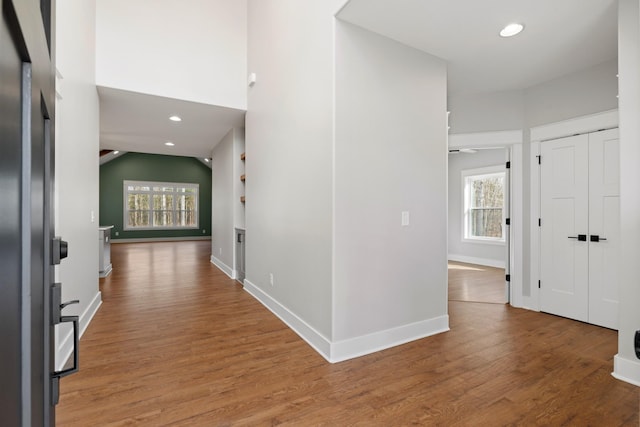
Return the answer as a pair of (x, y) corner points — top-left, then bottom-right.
(98, 86), (245, 159)
(337, 0), (618, 95)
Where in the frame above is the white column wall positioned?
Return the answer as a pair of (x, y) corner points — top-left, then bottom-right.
(333, 22), (448, 353)
(55, 0), (102, 370)
(614, 0), (640, 387)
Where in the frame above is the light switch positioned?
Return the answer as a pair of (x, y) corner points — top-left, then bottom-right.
(402, 211), (410, 226)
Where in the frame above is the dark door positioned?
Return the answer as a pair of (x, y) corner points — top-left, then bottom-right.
(0, 0), (58, 425)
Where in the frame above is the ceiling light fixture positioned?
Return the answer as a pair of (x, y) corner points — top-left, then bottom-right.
(500, 23), (524, 38)
(113, 150), (120, 155)
(169, 115), (182, 122)
(204, 158), (210, 162)
(165, 142), (175, 146)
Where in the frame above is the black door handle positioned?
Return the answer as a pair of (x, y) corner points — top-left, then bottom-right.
(590, 235), (608, 242)
(568, 234), (587, 241)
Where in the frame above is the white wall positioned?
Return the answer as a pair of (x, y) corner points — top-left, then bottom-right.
(525, 59), (619, 128)
(96, 0), (247, 109)
(333, 22), (448, 346)
(245, 0), (344, 341)
(614, 0), (640, 386)
(449, 59), (618, 134)
(448, 90), (525, 134)
(211, 129), (235, 276)
(55, 0), (102, 370)
(448, 149), (506, 268)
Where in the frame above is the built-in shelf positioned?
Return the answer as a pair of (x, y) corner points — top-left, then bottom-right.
(240, 153), (246, 202)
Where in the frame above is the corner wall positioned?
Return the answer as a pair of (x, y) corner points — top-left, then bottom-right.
(245, 0), (345, 342)
(211, 130), (235, 276)
(55, 0), (101, 369)
(614, 0), (640, 387)
(332, 22), (448, 355)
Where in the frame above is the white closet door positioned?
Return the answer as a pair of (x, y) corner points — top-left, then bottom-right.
(588, 128), (620, 329)
(540, 134), (589, 322)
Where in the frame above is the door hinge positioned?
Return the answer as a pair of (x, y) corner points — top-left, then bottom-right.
(538, 218), (542, 227)
(506, 161), (511, 169)
(536, 155), (541, 165)
(538, 280), (541, 289)
(506, 218), (511, 226)
(506, 274), (511, 282)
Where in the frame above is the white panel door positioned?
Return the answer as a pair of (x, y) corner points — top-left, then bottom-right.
(540, 134), (589, 322)
(588, 128), (620, 329)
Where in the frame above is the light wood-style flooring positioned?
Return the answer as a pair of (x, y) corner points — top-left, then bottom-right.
(448, 261), (507, 304)
(57, 241), (638, 425)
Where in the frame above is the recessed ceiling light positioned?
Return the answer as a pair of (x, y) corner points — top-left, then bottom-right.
(500, 23), (524, 38)
(113, 150), (120, 155)
(169, 115), (182, 122)
(204, 158), (210, 162)
(165, 142), (175, 146)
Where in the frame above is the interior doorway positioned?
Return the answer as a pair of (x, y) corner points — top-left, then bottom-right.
(448, 146), (511, 304)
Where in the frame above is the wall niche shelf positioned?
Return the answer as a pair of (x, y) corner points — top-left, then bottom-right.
(240, 152), (246, 203)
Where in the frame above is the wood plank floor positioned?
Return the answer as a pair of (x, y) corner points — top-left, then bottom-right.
(448, 261), (506, 304)
(57, 241), (639, 426)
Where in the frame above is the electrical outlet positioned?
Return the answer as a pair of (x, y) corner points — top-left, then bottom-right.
(269, 273), (274, 286)
(219, 248), (222, 256)
(115, 231), (119, 236)
(202, 229), (206, 234)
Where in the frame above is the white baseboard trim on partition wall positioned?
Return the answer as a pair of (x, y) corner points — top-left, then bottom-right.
(57, 291), (102, 371)
(330, 315), (450, 363)
(244, 280), (450, 364)
(448, 254), (505, 269)
(613, 354), (640, 387)
(210, 255), (236, 280)
(243, 280), (333, 360)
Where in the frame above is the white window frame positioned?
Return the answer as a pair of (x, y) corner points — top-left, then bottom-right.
(123, 180), (199, 230)
(462, 165), (506, 245)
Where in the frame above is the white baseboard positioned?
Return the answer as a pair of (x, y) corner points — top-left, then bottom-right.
(243, 280), (332, 360)
(330, 315), (450, 363)
(210, 255), (236, 280)
(112, 236), (211, 243)
(448, 254), (505, 269)
(613, 354), (640, 387)
(244, 280), (450, 363)
(57, 291), (102, 371)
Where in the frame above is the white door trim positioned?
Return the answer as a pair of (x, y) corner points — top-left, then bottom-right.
(448, 130), (524, 308)
(528, 109), (619, 312)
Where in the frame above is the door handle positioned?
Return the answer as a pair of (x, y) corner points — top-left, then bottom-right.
(52, 315), (79, 379)
(568, 234), (587, 241)
(590, 235), (607, 242)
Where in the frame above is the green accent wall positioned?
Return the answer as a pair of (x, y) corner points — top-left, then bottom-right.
(100, 152), (212, 240)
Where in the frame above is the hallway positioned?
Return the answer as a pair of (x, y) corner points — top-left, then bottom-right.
(57, 241), (638, 425)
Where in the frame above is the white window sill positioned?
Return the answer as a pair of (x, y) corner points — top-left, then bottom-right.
(462, 237), (506, 246)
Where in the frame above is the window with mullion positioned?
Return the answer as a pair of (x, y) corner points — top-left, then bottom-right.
(462, 167), (505, 243)
(123, 180), (198, 230)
